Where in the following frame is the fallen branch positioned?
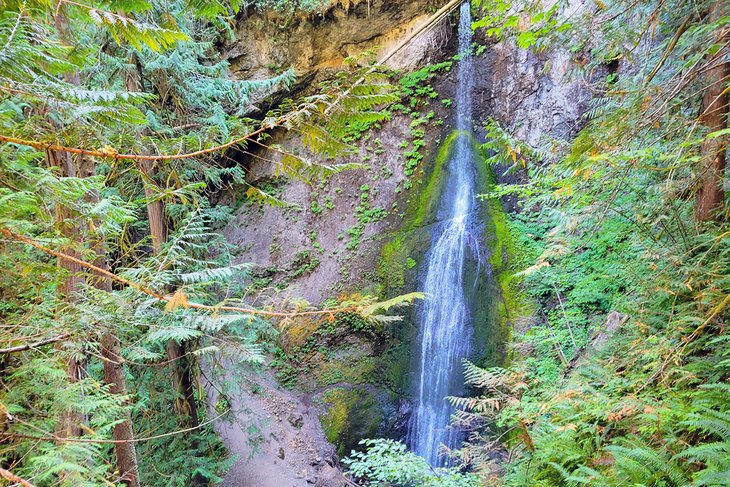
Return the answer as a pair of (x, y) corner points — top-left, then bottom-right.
(0, 468), (36, 487)
(0, 334), (70, 354)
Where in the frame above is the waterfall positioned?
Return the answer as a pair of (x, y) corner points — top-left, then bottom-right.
(407, 1), (477, 466)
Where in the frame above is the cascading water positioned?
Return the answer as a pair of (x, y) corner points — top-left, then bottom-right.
(407, 1), (478, 466)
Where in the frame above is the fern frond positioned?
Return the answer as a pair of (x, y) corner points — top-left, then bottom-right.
(681, 407), (730, 441)
(84, 7), (187, 51)
(176, 263), (253, 285)
(360, 292), (424, 318)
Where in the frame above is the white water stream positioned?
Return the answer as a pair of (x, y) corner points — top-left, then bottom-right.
(407, 1), (478, 466)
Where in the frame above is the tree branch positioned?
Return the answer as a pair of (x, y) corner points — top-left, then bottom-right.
(0, 120), (272, 161)
(0, 468), (36, 487)
(3, 409), (229, 445)
(0, 334), (70, 354)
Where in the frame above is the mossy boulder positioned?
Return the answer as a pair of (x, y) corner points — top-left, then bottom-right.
(319, 387), (382, 457)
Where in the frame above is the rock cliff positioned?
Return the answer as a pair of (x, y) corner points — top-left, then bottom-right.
(212, 2), (592, 484)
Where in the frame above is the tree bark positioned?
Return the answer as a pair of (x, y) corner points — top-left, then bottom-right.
(88, 202), (140, 487)
(99, 327), (140, 486)
(166, 340), (200, 427)
(51, 2), (86, 448)
(47, 147), (86, 444)
(53, 4), (140, 484)
(695, 1), (729, 222)
(126, 59), (200, 431)
(141, 159), (168, 254)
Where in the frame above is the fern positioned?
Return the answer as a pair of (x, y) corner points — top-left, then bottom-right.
(681, 408), (730, 442)
(608, 438), (689, 486)
(85, 7), (187, 51)
(177, 263), (253, 285)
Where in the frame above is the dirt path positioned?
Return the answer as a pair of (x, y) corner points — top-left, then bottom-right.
(202, 358), (348, 486)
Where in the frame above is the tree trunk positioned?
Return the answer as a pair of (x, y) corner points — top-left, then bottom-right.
(53, 4), (140, 484)
(127, 62), (200, 431)
(99, 332), (140, 486)
(51, 2), (86, 448)
(143, 163), (203, 485)
(47, 147), (85, 444)
(141, 159), (168, 254)
(166, 340), (200, 427)
(85, 160), (140, 486)
(695, 1), (729, 222)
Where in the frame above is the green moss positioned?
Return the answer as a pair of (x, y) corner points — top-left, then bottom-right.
(315, 353), (377, 387)
(479, 156), (537, 366)
(320, 387), (381, 457)
(321, 388), (350, 445)
(378, 130), (464, 295)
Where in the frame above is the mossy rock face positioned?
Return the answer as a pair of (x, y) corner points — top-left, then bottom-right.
(377, 129), (517, 390)
(314, 350), (376, 387)
(378, 130), (461, 298)
(319, 387), (382, 457)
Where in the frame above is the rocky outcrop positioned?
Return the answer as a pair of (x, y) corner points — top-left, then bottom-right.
(214, 2), (596, 483)
(226, 0), (447, 88)
(487, 41), (590, 146)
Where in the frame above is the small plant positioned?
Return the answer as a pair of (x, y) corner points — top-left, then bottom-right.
(214, 395), (230, 413)
(310, 199), (323, 216)
(344, 439), (480, 486)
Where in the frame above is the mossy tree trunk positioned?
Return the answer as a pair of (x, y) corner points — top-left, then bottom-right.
(695, 0), (728, 222)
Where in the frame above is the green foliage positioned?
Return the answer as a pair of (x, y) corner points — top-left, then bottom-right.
(472, 0), (568, 50)
(0, 0), (398, 484)
(443, 1), (730, 485)
(399, 61), (452, 108)
(85, 8), (188, 51)
(344, 439), (481, 486)
(344, 184), (388, 250)
(251, 0), (330, 15)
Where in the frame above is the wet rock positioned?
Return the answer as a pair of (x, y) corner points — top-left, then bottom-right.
(393, 399), (412, 435)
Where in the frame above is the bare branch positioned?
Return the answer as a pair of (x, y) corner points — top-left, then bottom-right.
(0, 334), (70, 354)
(0, 468), (36, 487)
